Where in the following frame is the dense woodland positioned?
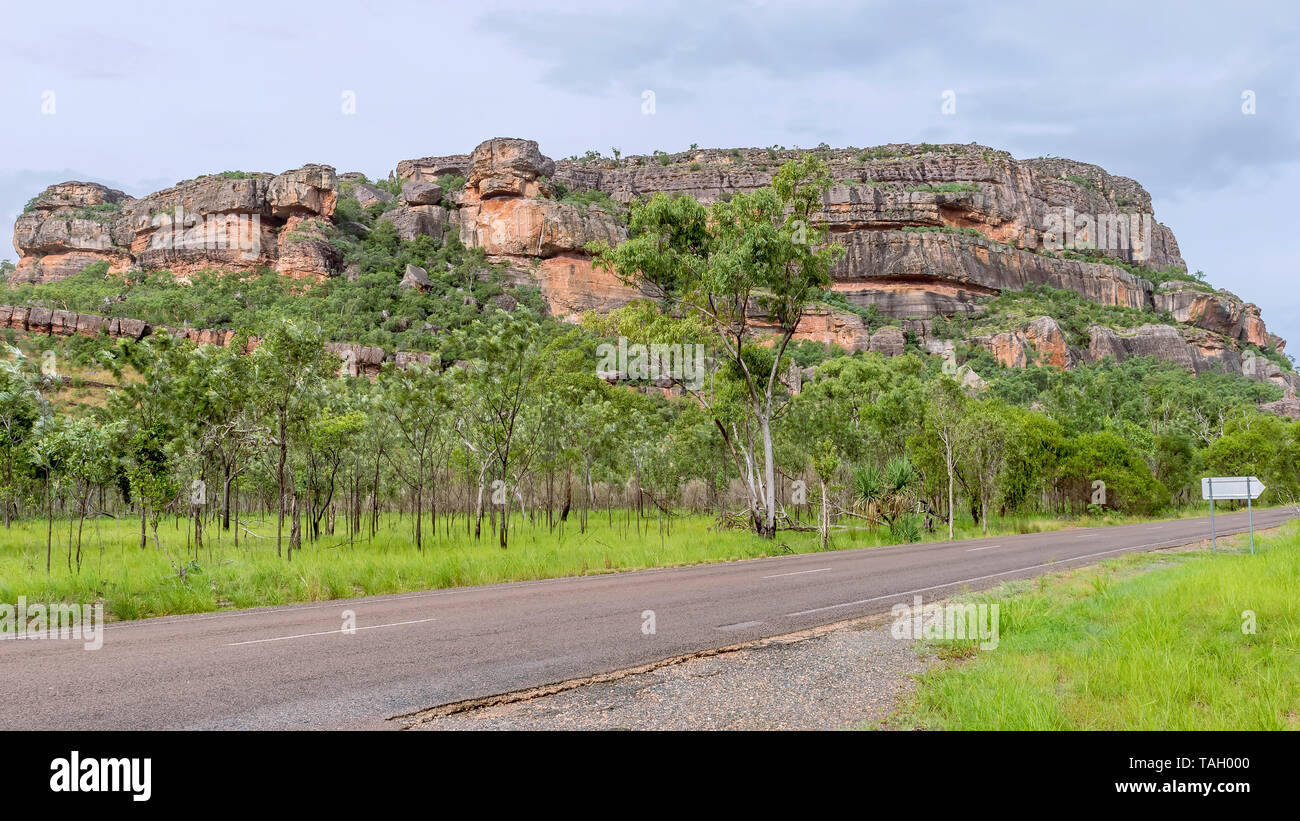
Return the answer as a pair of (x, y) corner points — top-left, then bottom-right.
(0, 158), (1297, 577)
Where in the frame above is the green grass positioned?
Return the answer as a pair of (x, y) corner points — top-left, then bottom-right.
(0, 506), (1220, 623)
(888, 521), (1300, 730)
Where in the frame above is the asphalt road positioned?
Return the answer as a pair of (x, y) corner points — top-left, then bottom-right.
(0, 507), (1290, 730)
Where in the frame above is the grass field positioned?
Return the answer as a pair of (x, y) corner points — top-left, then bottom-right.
(889, 522), (1300, 730)
(0, 504), (1231, 622)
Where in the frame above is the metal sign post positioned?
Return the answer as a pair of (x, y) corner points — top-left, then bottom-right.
(1247, 477), (1254, 555)
(1201, 476), (1266, 555)
(1209, 477), (1215, 552)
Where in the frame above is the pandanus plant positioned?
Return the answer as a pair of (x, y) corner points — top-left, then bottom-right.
(853, 456), (923, 542)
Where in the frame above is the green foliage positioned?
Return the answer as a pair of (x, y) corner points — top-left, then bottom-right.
(551, 183), (626, 223)
(818, 291), (896, 332)
(904, 182), (978, 193)
(857, 147), (897, 162)
(947, 283), (1173, 347)
(1057, 430), (1168, 514)
(1201, 414), (1300, 501)
(70, 202), (123, 223)
(435, 173), (466, 193)
(0, 232), (540, 357)
(785, 338), (845, 367)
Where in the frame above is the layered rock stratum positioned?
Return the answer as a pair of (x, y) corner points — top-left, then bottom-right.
(9, 138), (1296, 397)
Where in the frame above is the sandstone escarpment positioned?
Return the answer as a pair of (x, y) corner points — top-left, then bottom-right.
(7, 138), (1292, 397)
(544, 144), (1281, 347)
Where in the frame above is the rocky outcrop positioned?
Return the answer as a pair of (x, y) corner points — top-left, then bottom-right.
(461, 139), (555, 204)
(275, 216), (342, 281)
(553, 144), (1181, 263)
(978, 316), (1075, 369)
(460, 197), (624, 257)
(1260, 396), (1300, 419)
(13, 166), (340, 283)
(538, 144), (1286, 356)
(400, 264), (431, 291)
(1081, 323), (1299, 392)
(1154, 282), (1267, 347)
(448, 138), (634, 319)
(12, 182), (134, 280)
(830, 230), (1150, 316)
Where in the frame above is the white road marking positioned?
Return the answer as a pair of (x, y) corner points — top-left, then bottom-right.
(966, 545), (999, 552)
(783, 542), (1178, 617)
(715, 620), (763, 631)
(1146, 526), (1165, 531)
(761, 567), (832, 579)
(227, 617), (438, 646)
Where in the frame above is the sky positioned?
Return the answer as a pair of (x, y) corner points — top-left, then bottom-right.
(2, 0), (1297, 346)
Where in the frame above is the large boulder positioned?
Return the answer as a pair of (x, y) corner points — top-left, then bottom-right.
(400, 264), (431, 291)
(401, 181), (444, 206)
(464, 138), (556, 203)
(379, 205), (447, 242)
(351, 183), (393, 209)
(268, 164), (338, 219)
(868, 324), (907, 357)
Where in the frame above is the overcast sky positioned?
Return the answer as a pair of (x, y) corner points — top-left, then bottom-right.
(3, 0), (1297, 346)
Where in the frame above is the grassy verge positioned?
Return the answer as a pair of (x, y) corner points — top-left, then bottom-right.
(886, 523), (1300, 730)
(0, 506), (1271, 623)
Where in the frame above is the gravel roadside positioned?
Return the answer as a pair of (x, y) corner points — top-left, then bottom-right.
(409, 612), (938, 731)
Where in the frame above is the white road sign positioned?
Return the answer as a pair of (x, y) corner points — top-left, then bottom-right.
(1201, 476), (1266, 501)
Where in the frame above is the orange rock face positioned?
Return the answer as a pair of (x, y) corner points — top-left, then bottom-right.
(534, 254), (640, 319)
(461, 198), (625, 258)
(14, 251), (132, 282)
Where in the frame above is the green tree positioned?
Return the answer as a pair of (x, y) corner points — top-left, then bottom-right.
(591, 156), (844, 537)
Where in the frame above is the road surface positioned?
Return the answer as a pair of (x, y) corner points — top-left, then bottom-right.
(0, 507), (1290, 729)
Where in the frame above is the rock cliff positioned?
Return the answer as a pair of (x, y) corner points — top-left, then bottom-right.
(8, 138), (1294, 398)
